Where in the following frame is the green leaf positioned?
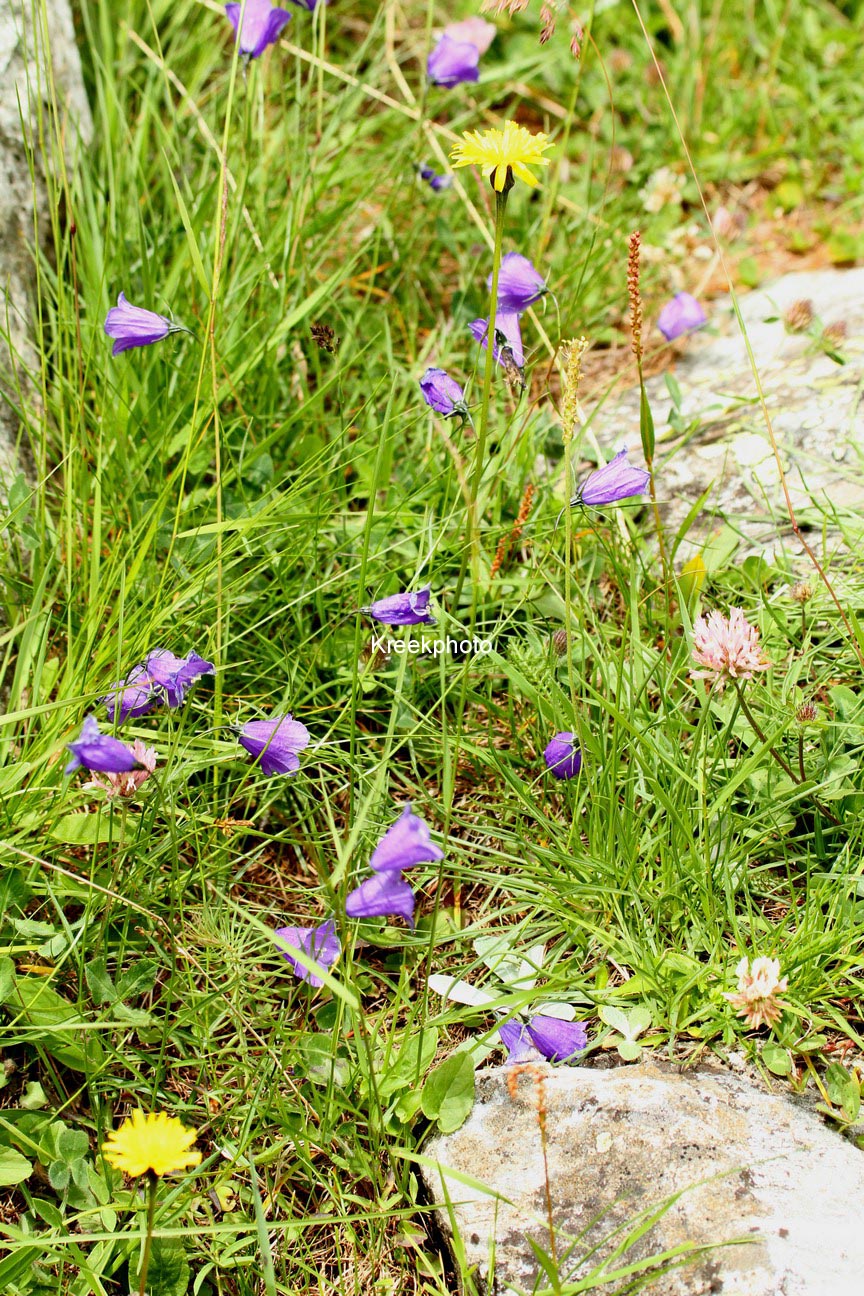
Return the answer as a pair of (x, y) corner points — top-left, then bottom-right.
(57, 1128), (90, 1162)
(50, 813), (123, 846)
(84, 959), (117, 1006)
(825, 1062), (861, 1122)
(1, 975), (103, 1072)
(421, 1052), (475, 1134)
(616, 1039), (643, 1062)
(0, 1147), (33, 1186)
(20, 1081), (47, 1110)
(48, 1159), (71, 1192)
(378, 1028), (439, 1100)
(639, 381), (655, 463)
(761, 1043), (792, 1076)
(138, 1238), (190, 1296)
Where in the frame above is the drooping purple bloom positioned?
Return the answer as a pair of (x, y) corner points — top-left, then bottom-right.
(345, 872), (416, 927)
(468, 313), (524, 368)
(145, 649), (215, 708)
(420, 368), (467, 418)
(65, 716), (143, 778)
(366, 586), (436, 627)
(275, 920), (340, 987)
(103, 294), (178, 357)
(526, 1014), (587, 1062)
(490, 253), (547, 314)
(225, 0), (291, 57)
(370, 804), (443, 873)
(499, 1020), (543, 1064)
(418, 165), (453, 193)
(657, 292), (707, 342)
(237, 714), (310, 776)
(103, 664), (159, 723)
(575, 449), (650, 508)
(543, 732), (582, 781)
(427, 34), (480, 87)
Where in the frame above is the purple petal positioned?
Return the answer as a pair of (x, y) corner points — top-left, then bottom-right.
(104, 293), (174, 356)
(275, 920), (340, 987)
(345, 873), (416, 927)
(657, 292), (707, 342)
(419, 368), (466, 417)
(65, 715), (142, 777)
(526, 1014), (587, 1062)
(577, 449), (650, 507)
(238, 714), (311, 776)
(226, 0), (291, 57)
(145, 648), (215, 708)
(543, 732), (582, 781)
(102, 664), (157, 723)
(499, 1020), (543, 1064)
(490, 252), (547, 314)
(468, 313), (524, 369)
(367, 586), (436, 627)
(370, 804), (444, 872)
(418, 165), (453, 192)
(427, 35), (480, 87)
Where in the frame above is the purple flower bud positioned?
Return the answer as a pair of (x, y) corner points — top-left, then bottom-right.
(370, 804), (443, 872)
(468, 313), (524, 368)
(420, 368), (467, 418)
(418, 165), (453, 192)
(489, 252), (547, 314)
(427, 34), (480, 87)
(345, 872), (416, 927)
(526, 1014), (587, 1062)
(237, 713), (310, 776)
(65, 716), (143, 777)
(225, 0), (291, 57)
(657, 292), (707, 342)
(145, 649), (215, 709)
(543, 732), (582, 780)
(498, 1020), (543, 1064)
(366, 586), (436, 627)
(575, 448), (650, 507)
(102, 664), (158, 723)
(275, 920), (340, 986)
(103, 294), (178, 357)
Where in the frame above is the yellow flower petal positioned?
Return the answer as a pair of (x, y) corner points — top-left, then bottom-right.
(102, 1109), (201, 1178)
(450, 120), (553, 191)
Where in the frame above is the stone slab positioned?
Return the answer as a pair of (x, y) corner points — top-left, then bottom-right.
(423, 1061), (864, 1295)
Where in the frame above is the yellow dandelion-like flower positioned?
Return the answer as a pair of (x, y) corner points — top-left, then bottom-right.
(101, 1109), (201, 1178)
(450, 120), (553, 192)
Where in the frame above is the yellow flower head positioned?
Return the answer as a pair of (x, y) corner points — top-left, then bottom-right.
(450, 120), (553, 191)
(102, 1109), (201, 1178)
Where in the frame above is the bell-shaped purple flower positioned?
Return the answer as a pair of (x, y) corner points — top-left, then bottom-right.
(345, 872), (416, 927)
(104, 294), (178, 357)
(420, 368), (467, 418)
(225, 0), (291, 57)
(237, 713), (310, 776)
(419, 165), (453, 192)
(65, 716), (143, 777)
(103, 664), (158, 723)
(575, 448), (650, 507)
(366, 586), (436, 627)
(543, 732), (582, 781)
(657, 292), (707, 342)
(370, 804), (443, 873)
(145, 649), (215, 709)
(275, 920), (340, 986)
(490, 253), (547, 314)
(499, 1020), (543, 1064)
(468, 313), (524, 368)
(526, 1014), (587, 1062)
(427, 34), (480, 87)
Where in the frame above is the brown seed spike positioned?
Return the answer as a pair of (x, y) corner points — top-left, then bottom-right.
(627, 231), (643, 364)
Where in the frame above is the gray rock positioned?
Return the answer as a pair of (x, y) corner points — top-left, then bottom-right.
(423, 1061), (864, 1294)
(579, 267), (864, 560)
(0, 0), (92, 485)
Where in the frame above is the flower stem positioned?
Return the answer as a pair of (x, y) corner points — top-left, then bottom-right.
(468, 186), (509, 606)
(138, 1172), (158, 1296)
(732, 681), (838, 825)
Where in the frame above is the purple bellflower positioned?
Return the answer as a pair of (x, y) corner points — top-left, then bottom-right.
(657, 291), (707, 342)
(104, 294), (180, 357)
(420, 368), (467, 418)
(427, 34), (480, 87)
(346, 872), (417, 927)
(543, 732), (582, 781)
(526, 1014), (588, 1062)
(366, 586), (436, 627)
(572, 448), (650, 509)
(103, 664), (159, 723)
(498, 1020), (543, 1064)
(225, 0), (291, 57)
(490, 252), (547, 314)
(65, 716), (143, 778)
(468, 312), (524, 368)
(419, 164), (453, 192)
(145, 649), (215, 708)
(370, 804), (443, 872)
(237, 714), (310, 776)
(275, 920), (340, 986)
